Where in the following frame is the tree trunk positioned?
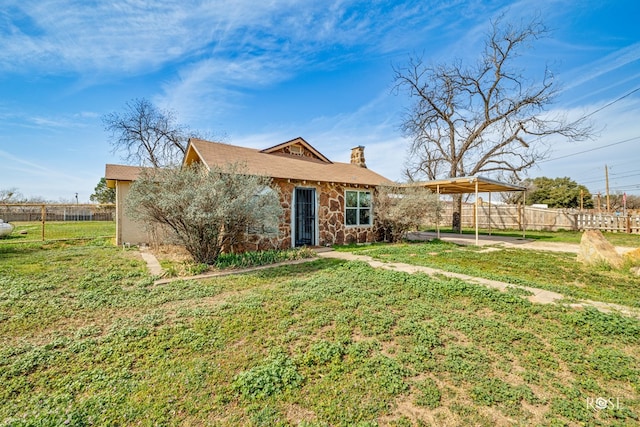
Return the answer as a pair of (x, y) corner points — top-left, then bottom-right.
(452, 194), (463, 233)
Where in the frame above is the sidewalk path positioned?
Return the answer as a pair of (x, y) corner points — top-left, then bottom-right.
(139, 247), (163, 276)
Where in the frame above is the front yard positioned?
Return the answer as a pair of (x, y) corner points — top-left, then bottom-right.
(1, 239), (639, 426)
(337, 239), (640, 308)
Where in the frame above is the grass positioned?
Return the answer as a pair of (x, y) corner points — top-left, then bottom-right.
(1, 239), (639, 425)
(425, 228), (640, 246)
(337, 239), (640, 308)
(0, 221), (115, 243)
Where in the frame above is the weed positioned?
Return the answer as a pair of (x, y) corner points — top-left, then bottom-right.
(414, 377), (441, 408)
(233, 352), (304, 400)
(470, 377), (537, 407)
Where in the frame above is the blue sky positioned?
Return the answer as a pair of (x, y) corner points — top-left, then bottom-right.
(1, 0), (639, 202)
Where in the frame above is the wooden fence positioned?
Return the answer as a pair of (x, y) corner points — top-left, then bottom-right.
(432, 203), (640, 234)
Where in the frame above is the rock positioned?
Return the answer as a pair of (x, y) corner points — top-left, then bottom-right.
(577, 229), (624, 269)
(630, 266), (640, 276)
(623, 247), (640, 263)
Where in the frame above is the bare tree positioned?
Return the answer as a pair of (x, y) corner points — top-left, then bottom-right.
(103, 98), (190, 168)
(0, 188), (22, 203)
(394, 17), (591, 231)
(608, 193), (640, 211)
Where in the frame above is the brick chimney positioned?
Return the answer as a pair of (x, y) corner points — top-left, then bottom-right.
(350, 146), (367, 168)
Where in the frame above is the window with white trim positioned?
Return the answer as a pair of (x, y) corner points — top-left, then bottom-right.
(247, 186), (280, 235)
(345, 190), (372, 226)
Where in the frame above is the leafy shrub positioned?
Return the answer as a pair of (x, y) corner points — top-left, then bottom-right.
(233, 353), (304, 400)
(375, 184), (440, 242)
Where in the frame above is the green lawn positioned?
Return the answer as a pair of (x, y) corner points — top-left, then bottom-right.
(337, 239), (640, 308)
(1, 239), (639, 426)
(426, 228), (640, 246)
(1, 221), (115, 242)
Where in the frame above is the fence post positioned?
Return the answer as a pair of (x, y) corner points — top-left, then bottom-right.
(41, 204), (46, 241)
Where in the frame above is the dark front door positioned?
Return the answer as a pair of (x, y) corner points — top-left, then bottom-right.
(294, 188), (316, 246)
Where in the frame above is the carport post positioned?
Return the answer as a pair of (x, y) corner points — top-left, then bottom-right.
(488, 192), (492, 236)
(475, 179), (479, 246)
(436, 184), (440, 239)
(523, 191), (526, 239)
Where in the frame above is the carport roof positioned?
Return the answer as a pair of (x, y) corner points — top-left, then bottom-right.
(412, 176), (526, 194)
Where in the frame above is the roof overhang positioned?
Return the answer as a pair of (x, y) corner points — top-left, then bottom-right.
(411, 176), (526, 194)
(104, 164), (148, 188)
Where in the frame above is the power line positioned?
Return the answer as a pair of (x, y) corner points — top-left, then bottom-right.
(538, 135), (640, 163)
(610, 171), (640, 179)
(579, 86), (640, 120)
(533, 86), (640, 163)
(580, 170), (640, 185)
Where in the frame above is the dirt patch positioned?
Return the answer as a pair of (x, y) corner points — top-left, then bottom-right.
(152, 244), (193, 263)
(477, 247), (502, 254)
(285, 404), (318, 425)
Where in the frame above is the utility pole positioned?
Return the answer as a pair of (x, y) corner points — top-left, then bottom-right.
(580, 189), (584, 211)
(605, 165), (610, 213)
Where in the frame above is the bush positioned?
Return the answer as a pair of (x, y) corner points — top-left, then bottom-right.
(375, 184), (440, 242)
(126, 163), (283, 264)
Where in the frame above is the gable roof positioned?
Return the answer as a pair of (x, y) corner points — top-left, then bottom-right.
(184, 138), (393, 186)
(260, 137), (332, 164)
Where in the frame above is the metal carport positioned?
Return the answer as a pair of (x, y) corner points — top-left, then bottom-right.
(411, 176), (527, 245)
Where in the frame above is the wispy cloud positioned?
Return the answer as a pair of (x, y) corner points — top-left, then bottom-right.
(560, 42), (640, 92)
(227, 88), (408, 180)
(0, 0), (297, 75)
(0, 147), (89, 183)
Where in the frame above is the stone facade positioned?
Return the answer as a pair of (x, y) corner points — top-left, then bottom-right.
(350, 146), (367, 168)
(245, 179), (376, 250)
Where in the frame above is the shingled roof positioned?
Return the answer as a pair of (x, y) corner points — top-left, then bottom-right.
(105, 164), (148, 187)
(183, 138), (394, 186)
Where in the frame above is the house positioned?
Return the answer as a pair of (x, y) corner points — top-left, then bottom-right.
(106, 137), (394, 249)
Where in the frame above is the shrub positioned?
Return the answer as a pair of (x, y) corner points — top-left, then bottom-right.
(126, 163), (283, 264)
(375, 184), (440, 242)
